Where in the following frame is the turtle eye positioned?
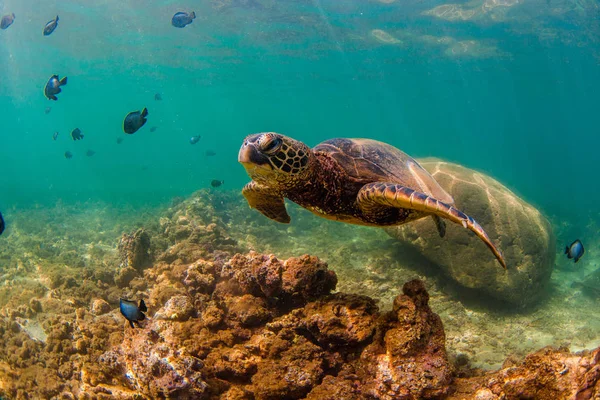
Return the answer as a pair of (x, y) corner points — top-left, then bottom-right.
(262, 137), (282, 154)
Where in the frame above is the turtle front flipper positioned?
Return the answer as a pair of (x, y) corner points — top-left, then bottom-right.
(357, 182), (507, 269)
(242, 181), (291, 223)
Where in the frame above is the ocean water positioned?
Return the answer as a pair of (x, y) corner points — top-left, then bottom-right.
(0, 0), (600, 394)
(1, 0), (598, 220)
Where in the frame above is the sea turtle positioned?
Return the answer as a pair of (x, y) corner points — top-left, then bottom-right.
(238, 133), (507, 269)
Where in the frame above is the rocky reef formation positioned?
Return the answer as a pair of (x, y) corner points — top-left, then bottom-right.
(94, 249), (452, 399)
(386, 159), (555, 308)
(451, 346), (600, 400)
(0, 192), (597, 399)
(114, 228), (152, 287)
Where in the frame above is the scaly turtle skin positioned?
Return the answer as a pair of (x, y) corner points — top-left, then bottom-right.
(238, 132), (507, 269)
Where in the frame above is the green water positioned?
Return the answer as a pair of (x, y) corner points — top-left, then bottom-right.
(1, 0), (598, 227)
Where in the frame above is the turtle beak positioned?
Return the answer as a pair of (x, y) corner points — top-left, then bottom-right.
(238, 141), (272, 170)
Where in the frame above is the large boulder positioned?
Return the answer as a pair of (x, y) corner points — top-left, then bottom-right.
(385, 159), (555, 308)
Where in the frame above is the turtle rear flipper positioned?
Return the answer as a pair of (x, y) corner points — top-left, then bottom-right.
(242, 181), (291, 223)
(357, 182), (507, 269)
(432, 215), (446, 238)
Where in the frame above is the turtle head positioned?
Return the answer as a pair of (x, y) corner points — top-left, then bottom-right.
(239, 132), (315, 190)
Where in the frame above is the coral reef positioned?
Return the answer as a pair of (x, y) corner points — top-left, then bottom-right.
(386, 159), (555, 308)
(109, 248), (450, 399)
(0, 196), (450, 399)
(0, 191), (599, 398)
(450, 346), (600, 399)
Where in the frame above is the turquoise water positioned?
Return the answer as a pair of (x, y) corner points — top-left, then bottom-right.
(1, 0), (598, 227)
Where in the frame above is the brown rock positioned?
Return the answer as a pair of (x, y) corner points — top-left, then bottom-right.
(206, 346), (259, 380)
(117, 228), (151, 272)
(182, 260), (216, 295)
(360, 280), (452, 399)
(385, 159), (555, 307)
(281, 254), (338, 304)
(113, 266), (139, 288)
(251, 338), (326, 400)
(155, 295), (195, 321)
(303, 293), (378, 349)
(305, 374), (362, 400)
(219, 252), (337, 306)
(201, 303), (225, 329)
(118, 324), (207, 399)
(226, 294), (271, 327)
(252, 255), (283, 298)
(90, 299), (111, 316)
(450, 347), (600, 399)
(220, 386), (254, 400)
(223, 252), (281, 297)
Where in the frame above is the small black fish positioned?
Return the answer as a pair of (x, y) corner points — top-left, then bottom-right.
(1, 13), (15, 30)
(205, 150), (217, 156)
(0, 211), (4, 236)
(116, 137), (124, 144)
(154, 93), (162, 101)
(172, 11), (196, 28)
(190, 135), (201, 145)
(86, 149), (96, 157)
(150, 126), (157, 132)
(43, 15), (59, 36)
(45, 106), (52, 114)
(123, 108), (148, 134)
(44, 75), (67, 101)
(71, 128), (84, 141)
(64, 151), (73, 159)
(211, 179), (224, 188)
(120, 298), (147, 328)
(52, 131), (59, 141)
(565, 239), (585, 263)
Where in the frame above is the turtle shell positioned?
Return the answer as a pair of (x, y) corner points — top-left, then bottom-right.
(313, 138), (454, 204)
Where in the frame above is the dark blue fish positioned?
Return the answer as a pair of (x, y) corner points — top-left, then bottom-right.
(171, 11), (196, 28)
(190, 135), (201, 145)
(123, 108), (148, 134)
(44, 75), (67, 101)
(205, 150), (217, 156)
(116, 137), (124, 144)
(565, 239), (585, 263)
(1, 13), (15, 30)
(71, 128), (84, 141)
(86, 149), (96, 157)
(64, 151), (73, 159)
(0, 211), (4, 236)
(43, 15), (59, 36)
(52, 131), (59, 141)
(45, 106), (52, 114)
(150, 126), (157, 132)
(211, 179), (224, 188)
(154, 93), (162, 101)
(120, 298), (147, 328)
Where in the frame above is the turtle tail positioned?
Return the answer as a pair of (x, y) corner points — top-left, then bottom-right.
(358, 182), (507, 270)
